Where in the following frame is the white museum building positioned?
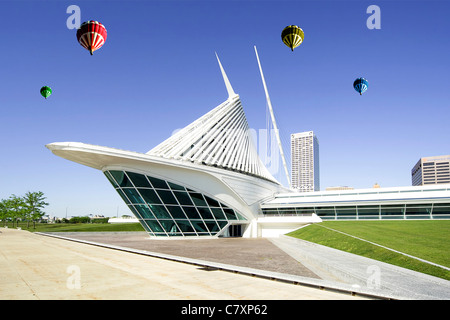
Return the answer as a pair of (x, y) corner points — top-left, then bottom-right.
(47, 51), (450, 238)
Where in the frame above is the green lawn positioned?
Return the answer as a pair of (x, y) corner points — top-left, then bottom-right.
(287, 220), (450, 280)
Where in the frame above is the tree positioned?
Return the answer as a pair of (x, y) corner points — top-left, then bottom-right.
(0, 199), (7, 227)
(23, 191), (49, 228)
(8, 195), (26, 228)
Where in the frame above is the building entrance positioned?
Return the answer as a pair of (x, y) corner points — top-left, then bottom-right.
(221, 224), (244, 237)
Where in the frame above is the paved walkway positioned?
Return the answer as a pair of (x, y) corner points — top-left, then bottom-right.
(0, 228), (365, 300)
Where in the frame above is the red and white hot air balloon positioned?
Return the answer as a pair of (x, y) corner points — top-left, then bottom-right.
(76, 20), (107, 55)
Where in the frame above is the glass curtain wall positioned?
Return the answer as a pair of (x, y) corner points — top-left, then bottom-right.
(104, 170), (246, 237)
(261, 203), (450, 220)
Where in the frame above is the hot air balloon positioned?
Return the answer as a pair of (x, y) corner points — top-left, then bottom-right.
(40, 86), (52, 99)
(76, 20), (107, 55)
(353, 77), (369, 95)
(281, 25), (304, 51)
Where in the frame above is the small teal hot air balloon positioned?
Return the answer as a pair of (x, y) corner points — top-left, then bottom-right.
(353, 77), (368, 95)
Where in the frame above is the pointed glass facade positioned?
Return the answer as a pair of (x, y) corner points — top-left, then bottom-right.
(104, 170), (247, 237)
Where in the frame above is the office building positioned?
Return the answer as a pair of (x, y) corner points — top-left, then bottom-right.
(411, 155), (450, 186)
(291, 131), (320, 192)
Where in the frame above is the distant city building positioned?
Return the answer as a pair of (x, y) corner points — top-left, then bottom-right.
(411, 155), (450, 186)
(291, 131), (320, 192)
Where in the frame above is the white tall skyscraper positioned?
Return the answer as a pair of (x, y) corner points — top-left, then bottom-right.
(291, 131), (320, 192)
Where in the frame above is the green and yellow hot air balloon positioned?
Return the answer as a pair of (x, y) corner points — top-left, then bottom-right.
(281, 25), (304, 51)
(40, 86), (52, 99)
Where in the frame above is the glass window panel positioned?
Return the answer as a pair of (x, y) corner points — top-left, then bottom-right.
(380, 204), (404, 208)
(147, 176), (169, 189)
(315, 207), (335, 214)
(175, 220), (195, 233)
(115, 189), (130, 204)
(216, 220), (228, 229)
(405, 207), (432, 215)
(138, 221), (153, 234)
(127, 204), (139, 217)
(210, 207), (226, 220)
(110, 170), (133, 187)
(167, 181), (185, 191)
(148, 204), (172, 219)
(182, 206), (201, 219)
(189, 192), (208, 206)
(204, 221), (220, 233)
(431, 203), (450, 207)
(204, 195), (220, 207)
(222, 208), (237, 220)
(138, 188), (161, 204)
(173, 191), (193, 206)
(406, 216), (429, 220)
(104, 171), (119, 188)
(133, 204), (155, 219)
(126, 172), (151, 188)
(336, 206), (357, 215)
(406, 204), (433, 208)
(190, 220), (209, 233)
(262, 209), (278, 215)
(235, 212), (247, 221)
(166, 205), (187, 219)
(380, 206), (404, 216)
(432, 207), (450, 215)
(122, 188), (144, 204)
(295, 208), (315, 214)
(357, 206), (380, 215)
(158, 220), (179, 234)
(155, 190), (178, 205)
(278, 208), (296, 215)
(143, 220), (164, 233)
(315, 207), (335, 217)
(197, 207), (214, 220)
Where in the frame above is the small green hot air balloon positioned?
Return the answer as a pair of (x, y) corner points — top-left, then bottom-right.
(40, 86), (52, 99)
(281, 25), (304, 51)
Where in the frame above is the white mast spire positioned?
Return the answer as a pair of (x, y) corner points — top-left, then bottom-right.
(254, 46), (291, 188)
(215, 52), (237, 99)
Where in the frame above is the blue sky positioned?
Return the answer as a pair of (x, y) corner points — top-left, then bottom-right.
(1, 0), (449, 218)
